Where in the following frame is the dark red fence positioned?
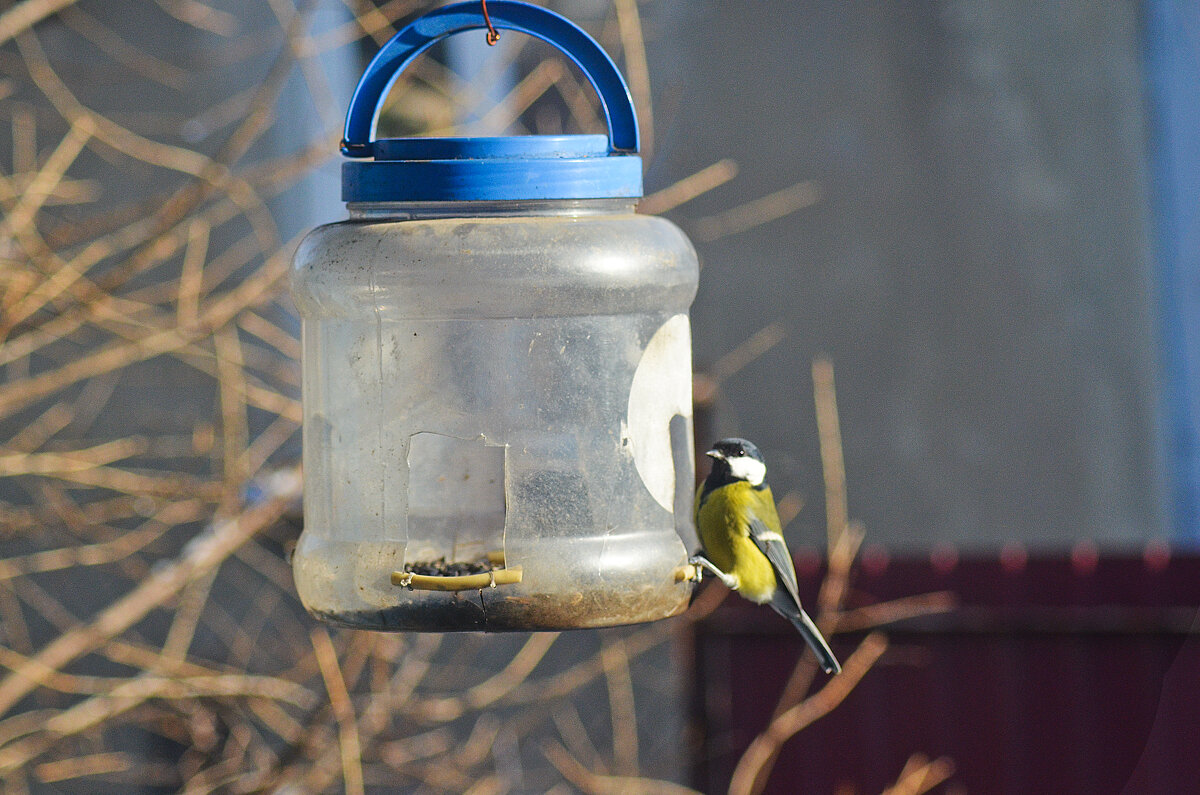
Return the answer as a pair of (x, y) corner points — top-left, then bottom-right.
(689, 551), (1200, 794)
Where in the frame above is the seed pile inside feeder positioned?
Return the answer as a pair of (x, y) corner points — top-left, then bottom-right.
(403, 557), (493, 577)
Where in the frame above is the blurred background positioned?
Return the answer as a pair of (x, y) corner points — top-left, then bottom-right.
(1, 0), (1198, 793)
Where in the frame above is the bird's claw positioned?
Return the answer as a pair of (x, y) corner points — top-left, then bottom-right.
(688, 555), (739, 589)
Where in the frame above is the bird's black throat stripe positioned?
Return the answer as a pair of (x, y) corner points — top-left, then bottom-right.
(699, 464), (769, 507)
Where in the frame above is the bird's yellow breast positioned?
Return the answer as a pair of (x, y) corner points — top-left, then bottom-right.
(694, 481), (778, 603)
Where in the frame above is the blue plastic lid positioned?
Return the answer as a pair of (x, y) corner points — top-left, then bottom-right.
(341, 1), (642, 203)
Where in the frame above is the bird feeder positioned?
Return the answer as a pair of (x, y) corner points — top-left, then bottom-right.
(289, 1), (699, 631)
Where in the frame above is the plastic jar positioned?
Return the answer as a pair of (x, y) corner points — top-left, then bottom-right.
(290, 1), (699, 631)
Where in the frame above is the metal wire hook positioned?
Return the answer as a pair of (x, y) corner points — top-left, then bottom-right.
(481, 0), (500, 45)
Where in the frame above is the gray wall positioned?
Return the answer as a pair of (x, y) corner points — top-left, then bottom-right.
(646, 0), (1167, 552)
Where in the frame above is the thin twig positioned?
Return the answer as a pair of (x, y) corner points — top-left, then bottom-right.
(601, 635), (639, 777)
(692, 180), (821, 242)
(0, 492), (295, 719)
(639, 159), (739, 216)
(727, 634), (888, 795)
(0, 0), (80, 46)
(881, 753), (957, 795)
(311, 628), (364, 795)
(419, 632), (560, 720)
(830, 592), (957, 633)
(712, 323), (788, 385)
(813, 356), (848, 551)
(542, 739), (702, 795)
(33, 751), (132, 784)
(614, 0), (653, 156)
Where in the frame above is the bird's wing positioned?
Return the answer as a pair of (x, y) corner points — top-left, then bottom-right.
(749, 517), (841, 674)
(747, 517), (802, 609)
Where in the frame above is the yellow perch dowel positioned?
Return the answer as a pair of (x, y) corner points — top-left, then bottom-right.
(391, 567), (523, 591)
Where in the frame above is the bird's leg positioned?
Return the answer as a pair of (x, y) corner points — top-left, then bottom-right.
(688, 555), (740, 590)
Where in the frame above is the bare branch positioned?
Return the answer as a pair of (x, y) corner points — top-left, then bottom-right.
(0, 0), (80, 47)
(727, 633), (889, 795)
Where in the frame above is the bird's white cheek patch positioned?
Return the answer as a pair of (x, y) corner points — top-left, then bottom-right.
(728, 455), (766, 486)
(626, 314), (693, 512)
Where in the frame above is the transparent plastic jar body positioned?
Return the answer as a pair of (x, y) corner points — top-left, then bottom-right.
(290, 199), (699, 630)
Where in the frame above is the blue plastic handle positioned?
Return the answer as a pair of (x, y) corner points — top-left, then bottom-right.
(341, 1), (639, 157)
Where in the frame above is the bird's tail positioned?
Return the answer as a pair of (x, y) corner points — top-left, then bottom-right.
(785, 605), (842, 675)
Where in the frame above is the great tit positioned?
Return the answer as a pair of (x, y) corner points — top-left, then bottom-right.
(691, 438), (841, 675)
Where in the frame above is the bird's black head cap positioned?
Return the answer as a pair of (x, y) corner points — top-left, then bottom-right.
(709, 438), (764, 463)
(701, 437), (768, 495)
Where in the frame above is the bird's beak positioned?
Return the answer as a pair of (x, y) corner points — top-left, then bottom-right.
(705, 449), (724, 460)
